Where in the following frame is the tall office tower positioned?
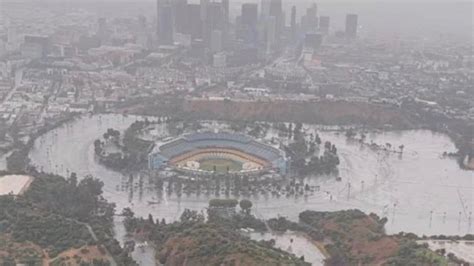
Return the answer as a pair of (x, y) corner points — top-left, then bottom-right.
(158, 2), (174, 45)
(221, 0), (230, 48)
(203, 2), (225, 45)
(156, 0), (162, 40)
(200, 0), (209, 21)
(222, 0), (229, 25)
(156, 0), (164, 30)
(345, 14), (358, 38)
(242, 3), (258, 28)
(186, 4), (202, 38)
(265, 16), (276, 54)
(210, 30), (223, 53)
(302, 3), (318, 33)
(319, 16), (330, 34)
(307, 3), (317, 20)
(173, 0), (188, 34)
(290, 6), (296, 38)
(269, 0), (283, 39)
(261, 0), (271, 19)
(241, 3), (258, 44)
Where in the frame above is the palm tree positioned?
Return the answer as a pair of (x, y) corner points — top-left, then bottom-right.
(399, 144), (405, 153)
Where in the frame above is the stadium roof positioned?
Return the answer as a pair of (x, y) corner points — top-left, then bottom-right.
(158, 132), (284, 162)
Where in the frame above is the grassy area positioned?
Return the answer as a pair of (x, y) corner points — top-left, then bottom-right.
(199, 159), (243, 173)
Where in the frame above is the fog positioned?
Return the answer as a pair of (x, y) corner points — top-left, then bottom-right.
(0, 0), (473, 265)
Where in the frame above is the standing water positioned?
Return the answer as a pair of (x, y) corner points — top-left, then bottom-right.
(29, 114), (473, 238)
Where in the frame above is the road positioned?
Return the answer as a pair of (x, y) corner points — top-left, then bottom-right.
(67, 217), (118, 266)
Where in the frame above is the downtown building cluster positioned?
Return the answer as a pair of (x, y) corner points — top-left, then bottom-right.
(153, 0), (359, 67)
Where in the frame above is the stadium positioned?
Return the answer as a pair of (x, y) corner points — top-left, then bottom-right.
(148, 132), (288, 176)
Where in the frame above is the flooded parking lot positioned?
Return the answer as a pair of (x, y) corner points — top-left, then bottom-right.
(29, 114), (473, 236)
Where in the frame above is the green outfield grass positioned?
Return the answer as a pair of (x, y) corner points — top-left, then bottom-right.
(199, 159), (243, 173)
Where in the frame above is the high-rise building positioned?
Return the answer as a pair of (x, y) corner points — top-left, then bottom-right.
(240, 3), (258, 44)
(307, 3), (317, 19)
(156, 0), (165, 30)
(222, 0), (229, 25)
(269, 0), (283, 38)
(200, 0), (209, 21)
(203, 2), (225, 45)
(319, 16), (330, 35)
(301, 3), (318, 33)
(210, 30), (223, 53)
(158, 2), (174, 45)
(265, 16), (276, 54)
(345, 14), (358, 38)
(261, 0), (271, 19)
(290, 6), (296, 38)
(242, 3), (258, 27)
(186, 4), (202, 39)
(173, 0), (188, 34)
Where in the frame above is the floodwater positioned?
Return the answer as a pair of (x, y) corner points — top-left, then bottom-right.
(0, 152), (8, 171)
(417, 240), (474, 263)
(29, 114), (473, 239)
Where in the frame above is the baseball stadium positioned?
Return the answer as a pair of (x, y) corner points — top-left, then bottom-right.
(148, 132), (288, 175)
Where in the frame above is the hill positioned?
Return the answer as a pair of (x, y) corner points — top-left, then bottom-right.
(158, 223), (309, 266)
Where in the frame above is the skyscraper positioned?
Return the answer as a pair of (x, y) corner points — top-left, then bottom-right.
(200, 0), (209, 21)
(186, 4), (202, 39)
(290, 6), (296, 38)
(242, 3), (258, 27)
(269, 0), (283, 39)
(173, 0), (188, 34)
(203, 2), (225, 45)
(157, 1), (174, 45)
(319, 16), (330, 35)
(222, 0), (229, 25)
(345, 14), (358, 38)
(210, 30), (223, 53)
(261, 0), (271, 19)
(266, 16), (276, 54)
(301, 3), (318, 33)
(241, 3), (258, 44)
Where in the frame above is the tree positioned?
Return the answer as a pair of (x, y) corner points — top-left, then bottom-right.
(399, 144), (405, 153)
(324, 141), (332, 150)
(345, 128), (356, 138)
(69, 172), (78, 187)
(148, 214), (155, 225)
(239, 199), (253, 214)
(314, 134), (321, 145)
(180, 209), (205, 224)
(122, 208), (134, 218)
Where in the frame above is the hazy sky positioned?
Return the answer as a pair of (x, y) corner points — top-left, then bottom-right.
(1, 0), (472, 41)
